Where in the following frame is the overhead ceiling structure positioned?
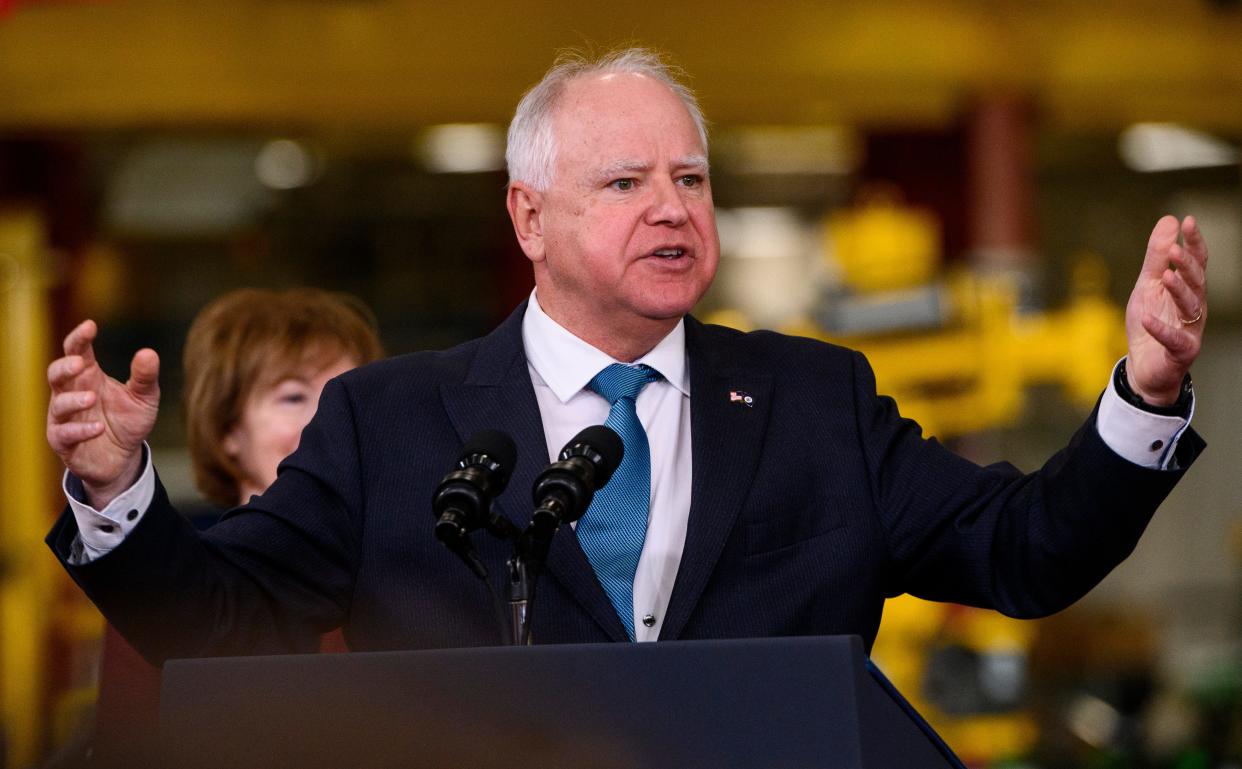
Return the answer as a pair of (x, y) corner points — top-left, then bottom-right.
(1, 0), (1241, 132)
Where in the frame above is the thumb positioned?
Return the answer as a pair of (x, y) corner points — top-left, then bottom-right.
(128, 348), (161, 401)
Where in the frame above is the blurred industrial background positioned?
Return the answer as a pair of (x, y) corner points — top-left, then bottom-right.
(1, 1), (1240, 767)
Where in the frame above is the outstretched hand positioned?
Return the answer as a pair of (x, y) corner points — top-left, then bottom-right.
(1124, 216), (1208, 406)
(46, 320), (161, 508)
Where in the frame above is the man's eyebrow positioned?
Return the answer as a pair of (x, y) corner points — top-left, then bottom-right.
(593, 160), (652, 181)
(674, 154), (710, 172)
(592, 156), (710, 182)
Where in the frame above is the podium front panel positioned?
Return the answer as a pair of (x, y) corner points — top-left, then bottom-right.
(160, 635), (958, 769)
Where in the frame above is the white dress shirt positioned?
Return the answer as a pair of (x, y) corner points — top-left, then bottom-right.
(65, 298), (1193, 640)
(522, 292), (692, 641)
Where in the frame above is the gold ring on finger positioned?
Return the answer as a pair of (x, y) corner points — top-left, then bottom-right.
(1180, 307), (1203, 325)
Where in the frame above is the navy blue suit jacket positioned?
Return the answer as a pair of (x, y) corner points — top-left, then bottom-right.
(49, 304), (1203, 663)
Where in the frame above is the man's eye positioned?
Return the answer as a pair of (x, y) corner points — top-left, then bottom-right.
(678, 175), (702, 188)
(279, 393), (307, 405)
(610, 178), (636, 191)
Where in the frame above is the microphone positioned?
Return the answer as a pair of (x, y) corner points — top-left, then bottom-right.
(431, 430), (518, 578)
(528, 425), (624, 542)
(506, 426), (623, 644)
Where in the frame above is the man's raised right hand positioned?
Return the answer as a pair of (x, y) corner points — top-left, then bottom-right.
(46, 320), (160, 509)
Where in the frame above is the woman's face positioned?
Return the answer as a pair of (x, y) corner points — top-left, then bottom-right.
(223, 353), (357, 504)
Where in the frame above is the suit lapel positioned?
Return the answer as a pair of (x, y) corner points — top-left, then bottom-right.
(660, 318), (772, 640)
(439, 304), (628, 641)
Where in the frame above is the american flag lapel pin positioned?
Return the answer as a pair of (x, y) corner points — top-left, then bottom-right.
(729, 390), (754, 408)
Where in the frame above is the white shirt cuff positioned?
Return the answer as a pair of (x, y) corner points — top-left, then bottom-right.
(63, 444), (155, 562)
(1097, 360), (1192, 470)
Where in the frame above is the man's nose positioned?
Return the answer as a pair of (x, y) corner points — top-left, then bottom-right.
(644, 177), (690, 227)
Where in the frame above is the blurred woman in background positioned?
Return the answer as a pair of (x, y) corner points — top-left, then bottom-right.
(88, 287), (383, 767)
(183, 287), (384, 509)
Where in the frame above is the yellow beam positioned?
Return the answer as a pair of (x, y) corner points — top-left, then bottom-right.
(0, 0), (1241, 129)
(0, 209), (55, 768)
(787, 266), (1124, 440)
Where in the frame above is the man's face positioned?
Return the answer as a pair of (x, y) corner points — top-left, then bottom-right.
(524, 72), (720, 351)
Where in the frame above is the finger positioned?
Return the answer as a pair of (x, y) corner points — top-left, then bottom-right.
(1141, 215), (1181, 277)
(1181, 216), (1209, 267)
(1168, 241), (1206, 294)
(62, 319), (99, 368)
(48, 390), (97, 421)
(47, 355), (86, 390)
(47, 421), (105, 452)
(127, 348), (160, 399)
(1161, 269), (1204, 323)
(1141, 313), (1199, 364)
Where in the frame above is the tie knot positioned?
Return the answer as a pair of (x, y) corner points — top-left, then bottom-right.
(587, 363), (662, 405)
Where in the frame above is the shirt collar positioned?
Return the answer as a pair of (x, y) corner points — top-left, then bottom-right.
(522, 290), (689, 404)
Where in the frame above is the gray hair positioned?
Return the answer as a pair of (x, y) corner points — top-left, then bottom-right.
(506, 47), (709, 191)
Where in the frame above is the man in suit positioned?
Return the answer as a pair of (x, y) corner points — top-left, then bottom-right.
(46, 49), (1207, 662)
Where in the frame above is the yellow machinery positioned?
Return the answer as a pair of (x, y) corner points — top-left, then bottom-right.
(871, 595), (1040, 763)
(789, 198), (1126, 440)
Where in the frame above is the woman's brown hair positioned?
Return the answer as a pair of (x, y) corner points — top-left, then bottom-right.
(183, 288), (383, 508)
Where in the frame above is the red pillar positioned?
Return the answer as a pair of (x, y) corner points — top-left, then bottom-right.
(966, 97), (1037, 269)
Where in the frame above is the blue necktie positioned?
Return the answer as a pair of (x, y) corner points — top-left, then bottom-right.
(577, 363), (663, 641)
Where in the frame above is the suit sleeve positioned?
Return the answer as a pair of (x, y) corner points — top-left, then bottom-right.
(46, 377), (364, 664)
(850, 350), (1205, 618)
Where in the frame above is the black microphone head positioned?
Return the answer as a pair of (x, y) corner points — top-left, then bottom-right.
(560, 425), (624, 488)
(458, 429), (518, 491)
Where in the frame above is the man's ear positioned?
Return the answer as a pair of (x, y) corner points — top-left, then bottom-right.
(507, 182), (546, 263)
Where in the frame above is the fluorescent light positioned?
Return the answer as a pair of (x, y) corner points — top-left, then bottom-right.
(254, 139), (318, 190)
(417, 124), (505, 173)
(1119, 123), (1238, 172)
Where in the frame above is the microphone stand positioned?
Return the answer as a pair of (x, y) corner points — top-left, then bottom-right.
(506, 519), (556, 646)
(505, 556), (535, 646)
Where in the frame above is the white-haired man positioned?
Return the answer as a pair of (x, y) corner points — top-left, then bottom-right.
(47, 49), (1206, 658)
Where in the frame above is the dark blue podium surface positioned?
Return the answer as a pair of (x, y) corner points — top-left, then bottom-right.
(160, 635), (963, 769)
